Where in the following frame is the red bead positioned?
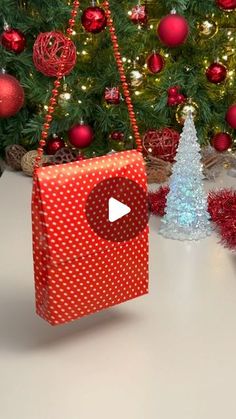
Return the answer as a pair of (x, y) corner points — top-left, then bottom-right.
(43, 123), (50, 129)
(46, 115), (53, 122)
(54, 80), (61, 87)
(39, 140), (46, 147)
(69, 19), (76, 26)
(67, 28), (73, 35)
(52, 89), (59, 96)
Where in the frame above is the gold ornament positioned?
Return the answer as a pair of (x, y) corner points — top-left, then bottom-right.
(176, 100), (199, 125)
(58, 84), (72, 107)
(130, 69), (144, 88)
(198, 19), (218, 39)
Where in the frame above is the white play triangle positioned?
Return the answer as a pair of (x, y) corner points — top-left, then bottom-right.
(108, 197), (131, 223)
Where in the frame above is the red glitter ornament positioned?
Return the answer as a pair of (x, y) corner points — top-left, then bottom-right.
(130, 5), (148, 25)
(110, 131), (125, 142)
(157, 13), (189, 47)
(0, 73), (24, 118)
(216, 0), (236, 10)
(105, 87), (121, 105)
(81, 6), (107, 33)
(143, 128), (180, 162)
(146, 52), (165, 74)
(148, 186), (169, 216)
(226, 104), (236, 129)
(45, 135), (65, 155)
(1, 28), (26, 54)
(206, 62), (227, 84)
(68, 123), (94, 148)
(211, 132), (232, 152)
(33, 31), (76, 77)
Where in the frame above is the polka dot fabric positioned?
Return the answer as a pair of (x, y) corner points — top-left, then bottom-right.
(32, 150), (149, 325)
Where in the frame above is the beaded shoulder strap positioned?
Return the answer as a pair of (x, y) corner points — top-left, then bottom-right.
(34, 0), (142, 172)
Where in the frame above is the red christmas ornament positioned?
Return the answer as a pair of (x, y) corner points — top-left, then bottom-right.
(1, 28), (26, 54)
(130, 5), (148, 25)
(206, 62), (227, 84)
(105, 87), (120, 105)
(157, 13), (189, 47)
(110, 131), (125, 142)
(226, 104), (236, 129)
(216, 0), (236, 10)
(211, 132), (232, 152)
(148, 186), (170, 216)
(167, 86), (186, 106)
(45, 135), (65, 155)
(81, 6), (107, 34)
(167, 96), (178, 107)
(0, 73), (24, 118)
(146, 52), (165, 74)
(143, 128), (180, 162)
(33, 31), (76, 77)
(168, 86), (180, 96)
(68, 123), (94, 148)
(176, 94), (186, 104)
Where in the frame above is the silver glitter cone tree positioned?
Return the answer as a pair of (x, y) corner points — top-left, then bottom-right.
(159, 113), (212, 241)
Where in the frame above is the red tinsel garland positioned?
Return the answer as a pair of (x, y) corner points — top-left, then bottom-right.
(149, 186), (169, 216)
(149, 187), (236, 250)
(208, 189), (236, 250)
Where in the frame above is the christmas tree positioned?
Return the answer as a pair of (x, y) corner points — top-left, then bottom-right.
(159, 112), (212, 241)
(0, 0), (236, 163)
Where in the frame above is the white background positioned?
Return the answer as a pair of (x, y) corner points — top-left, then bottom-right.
(0, 170), (236, 419)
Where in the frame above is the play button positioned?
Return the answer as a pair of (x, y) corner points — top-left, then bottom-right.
(108, 198), (131, 223)
(86, 177), (148, 242)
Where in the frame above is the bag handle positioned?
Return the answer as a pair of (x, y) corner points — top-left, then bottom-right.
(34, 0), (142, 172)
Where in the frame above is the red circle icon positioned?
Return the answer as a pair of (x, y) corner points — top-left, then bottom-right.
(86, 177), (148, 242)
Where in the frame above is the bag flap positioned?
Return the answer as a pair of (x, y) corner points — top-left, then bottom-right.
(33, 150), (147, 266)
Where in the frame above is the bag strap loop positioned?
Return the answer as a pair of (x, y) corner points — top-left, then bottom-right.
(34, 0), (142, 172)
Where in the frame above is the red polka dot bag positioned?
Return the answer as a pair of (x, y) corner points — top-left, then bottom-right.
(32, 1), (149, 325)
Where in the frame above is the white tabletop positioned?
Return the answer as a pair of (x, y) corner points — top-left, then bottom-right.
(0, 169), (236, 419)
